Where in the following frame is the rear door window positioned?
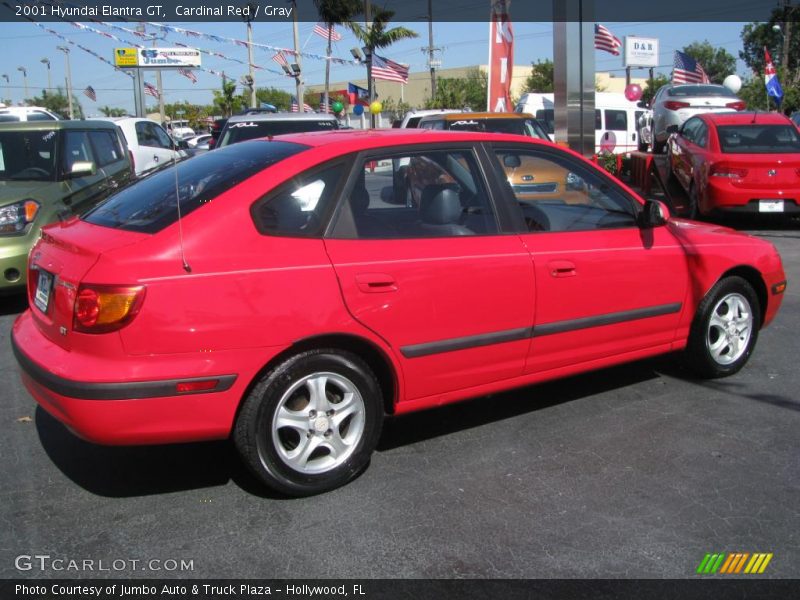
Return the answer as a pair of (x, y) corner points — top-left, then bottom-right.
(62, 131), (95, 173)
(88, 130), (123, 167)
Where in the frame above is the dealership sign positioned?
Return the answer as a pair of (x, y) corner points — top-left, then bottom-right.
(624, 36), (659, 68)
(113, 48), (138, 67)
(138, 48), (201, 67)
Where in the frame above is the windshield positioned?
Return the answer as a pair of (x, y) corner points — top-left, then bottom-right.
(668, 85), (737, 98)
(220, 119), (338, 146)
(717, 124), (800, 154)
(447, 118), (541, 138)
(535, 109), (555, 134)
(83, 140), (307, 233)
(0, 129), (57, 181)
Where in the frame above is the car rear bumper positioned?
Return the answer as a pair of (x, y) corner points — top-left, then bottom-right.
(705, 183), (800, 216)
(11, 309), (286, 445)
(0, 235), (34, 290)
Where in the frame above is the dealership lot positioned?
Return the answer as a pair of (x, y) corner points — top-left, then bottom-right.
(2, 221), (798, 579)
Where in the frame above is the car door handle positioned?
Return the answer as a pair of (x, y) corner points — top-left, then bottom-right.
(355, 273), (398, 293)
(548, 260), (576, 278)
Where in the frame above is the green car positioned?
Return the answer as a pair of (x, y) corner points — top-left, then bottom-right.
(0, 120), (132, 293)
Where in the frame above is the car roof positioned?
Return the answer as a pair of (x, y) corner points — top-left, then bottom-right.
(226, 112), (337, 123)
(698, 112), (792, 126)
(0, 119), (119, 131)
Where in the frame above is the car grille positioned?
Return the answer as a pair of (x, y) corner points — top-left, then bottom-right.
(513, 183), (559, 194)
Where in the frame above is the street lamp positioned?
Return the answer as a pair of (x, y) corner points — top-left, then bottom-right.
(56, 46), (74, 119)
(241, 1), (258, 109)
(40, 58), (51, 94)
(17, 66), (28, 100)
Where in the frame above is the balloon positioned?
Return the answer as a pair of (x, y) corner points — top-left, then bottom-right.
(332, 101), (344, 113)
(723, 74), (742, 94)
(352, 104), (364, 116)
(600, 131), (617, 153)
(624, 83), (643, 102)
(369, 101), (383, 115)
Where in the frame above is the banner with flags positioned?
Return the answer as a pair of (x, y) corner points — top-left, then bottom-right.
(313, 23), (342, 42)
(487, 0), (514, 112)
(672, 50), (709, 84)
(764, 47), (784, 108)
(144, 81), (160, 99)
(372, 55), (409, 84)
(83, 86), (96, 101)
(177, 68), (197, 83)
(594, 24), (621, 56)
(290, 96), (314, 113)
(347, 82), (370, 106)
(272, 52), (289, 68)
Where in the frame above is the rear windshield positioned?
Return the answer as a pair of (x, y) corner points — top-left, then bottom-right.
(717, 124), (800, 154)
(83, 140), (307, 233)
(668, 86), (737, 98)
(535, 109), (555, 133)
(219, 118), (338, 146)
(0, 129), (57, 181)
(447, 118), (542, 138)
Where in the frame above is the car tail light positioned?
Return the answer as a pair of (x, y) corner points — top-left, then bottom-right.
(726, 101), (747, 111)
(664, 101), (690, 111)
(176, 379), (220, 393)
(710, 164), (749, 178)
(73, 284), (146, 333)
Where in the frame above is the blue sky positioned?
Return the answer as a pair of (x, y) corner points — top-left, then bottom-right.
(0, 20), (752, 113)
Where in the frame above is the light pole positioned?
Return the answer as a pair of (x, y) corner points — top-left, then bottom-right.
(40, 58), (51, 94)
(242, 2), (258, 109)
(291, 0), (304, 112)
(1, 74), (9, 103)
(56, 46), (74, 119)
(17, 67), (28, 101)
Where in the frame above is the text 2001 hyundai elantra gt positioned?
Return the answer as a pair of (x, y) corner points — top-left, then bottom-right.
(12, 129), (786, 496)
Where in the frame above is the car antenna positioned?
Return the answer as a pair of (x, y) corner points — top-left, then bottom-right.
(172, 144), (192, 273)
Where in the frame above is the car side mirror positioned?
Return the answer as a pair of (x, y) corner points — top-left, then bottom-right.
(667, 124), (680, 135)
(636, 100), (648, 109)
(640, 199), (669, 228)
(69, 161), (96, 178)
(503, 154), (521, 169)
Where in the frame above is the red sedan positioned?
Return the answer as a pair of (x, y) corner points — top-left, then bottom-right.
(668, 112), (800, 218)
(12, 129), (786, 496)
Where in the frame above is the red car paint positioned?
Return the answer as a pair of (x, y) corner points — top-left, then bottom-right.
(13, 129), (786, 445)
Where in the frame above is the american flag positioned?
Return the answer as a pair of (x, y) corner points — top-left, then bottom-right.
(83, 85), (96, 101)
(672, 50), (710, 84)
(144, 81), (160, 99)
(178, 68), (197, 83)
(371, 54), (409, 84)
(272, 52), (289, 68)
(313, 23), (342, 42)
(290, 96), (314, 113)
(594, 24), (621, 56)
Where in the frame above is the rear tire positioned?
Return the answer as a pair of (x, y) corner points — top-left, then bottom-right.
(684, 276), (760, 379)
(234, 349), (383, 496)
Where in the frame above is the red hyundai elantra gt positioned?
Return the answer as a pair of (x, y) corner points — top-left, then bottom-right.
(12, 129), (786, 496)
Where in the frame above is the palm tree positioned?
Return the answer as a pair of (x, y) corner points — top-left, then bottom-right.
(314, 0), (361, 113)
(348, 5), (418, 121)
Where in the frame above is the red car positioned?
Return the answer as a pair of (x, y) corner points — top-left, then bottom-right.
(12, 130), (786, 496)
(668, 112), (800, 218)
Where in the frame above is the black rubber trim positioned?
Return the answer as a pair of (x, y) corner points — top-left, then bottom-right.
(533, 303), (683, 337)
(11, 335), (237, 400)
(399, 302), (682, 358)
(400, 327), (532, 359)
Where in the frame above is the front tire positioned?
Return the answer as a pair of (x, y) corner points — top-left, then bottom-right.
(234, 349), (383, 496)
(684, 276), (761, 379)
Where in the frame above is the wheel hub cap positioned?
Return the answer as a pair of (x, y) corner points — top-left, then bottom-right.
(313, 416), (330, 433)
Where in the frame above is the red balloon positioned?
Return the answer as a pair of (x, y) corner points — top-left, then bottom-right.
(624, 83), (643, 102)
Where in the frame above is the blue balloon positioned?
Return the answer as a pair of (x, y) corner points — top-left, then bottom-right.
(353, 104), (364, 116)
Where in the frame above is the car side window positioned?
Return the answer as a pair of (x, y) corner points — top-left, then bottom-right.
(62, 131), (95, 174)
(88, 131), (122, 167)
(605, 110), (627, 131)
(492, 147), (638, 233)
(695, 122), (708, 148)
(152, 123), (174, 149)
(251, 163), (344, 238)
(681, 118), (700, 144)
(331, 149), (498, 239)
(27, 111), (55, 121)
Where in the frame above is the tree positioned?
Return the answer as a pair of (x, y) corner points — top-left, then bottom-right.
(212, 78), (241, 117)
(314, 0), (361, 113)
(680, 41), (736, 84)
(379, 96), (412, 122)
(425, 68), (487, 110)
(523, 59), (554, 93)
(26, 87), (83, 119)
(347, 6), (418, 123)
(255, 87), (293, 111)
(98, 105), (127, 117)
(641, 74), (670, 105)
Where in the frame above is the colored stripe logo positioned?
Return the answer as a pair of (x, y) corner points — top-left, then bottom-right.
(697, 552), (773, 574)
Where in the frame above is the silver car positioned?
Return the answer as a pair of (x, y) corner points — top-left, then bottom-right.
(650, 84), (745, 153)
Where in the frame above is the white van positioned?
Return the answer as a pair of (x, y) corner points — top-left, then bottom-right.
(515, 92), (647, 154)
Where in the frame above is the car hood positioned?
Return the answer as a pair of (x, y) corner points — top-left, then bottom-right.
(0, 180), (64, 206)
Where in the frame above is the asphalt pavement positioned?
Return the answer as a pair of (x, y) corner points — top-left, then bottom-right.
(1, 221), (798, 580)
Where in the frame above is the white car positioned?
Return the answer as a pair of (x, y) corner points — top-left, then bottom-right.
(0, 106), (60, 122)
(93, 117), (182, 176)
(397, 109), (463, 129)
(186, 133), (212, 148)
(650, 84), (745, 153)
(166, 119), (195, 140)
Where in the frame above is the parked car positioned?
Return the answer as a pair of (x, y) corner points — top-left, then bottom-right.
(186, 133), (212, 148)
(0, 106), (61, 122)
(94, 117), (182, 176)
(668, 111), (800, 219)
(12, 130), (786, 496)
(216, 112), (339, 148)
(416, 112), (550, 140)
(650, 84), (746, 154)
(207, 118), (227, 150)
(0, 119), (132, 292)
(165, 119), (195, 140)
(636, 107), (653, 152)
(396, 108), (463, 129)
